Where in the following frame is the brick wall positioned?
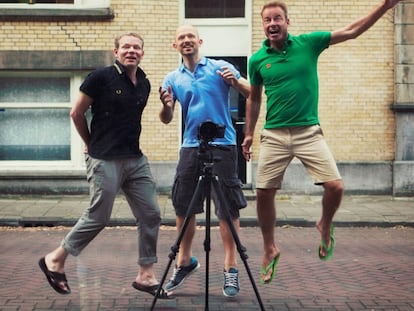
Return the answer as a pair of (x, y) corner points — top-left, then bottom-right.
(0, 0), (397, 163)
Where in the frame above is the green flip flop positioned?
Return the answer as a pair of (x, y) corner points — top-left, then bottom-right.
(318, 225), (336, 261)
(260, 252), (281, 284)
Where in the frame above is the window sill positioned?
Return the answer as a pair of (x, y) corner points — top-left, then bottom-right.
(391, 103), (414, 112)
(0, 7), (114, 21)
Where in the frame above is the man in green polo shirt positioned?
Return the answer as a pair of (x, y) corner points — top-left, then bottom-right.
(242, 0), (401, 284)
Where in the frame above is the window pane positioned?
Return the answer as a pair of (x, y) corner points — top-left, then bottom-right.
(0, 1), (74, 3)
(0, 77), (70, 103)
(185, 0), (245, 18)
(34, 0), (74, 3)
(0, 108), (71, 160)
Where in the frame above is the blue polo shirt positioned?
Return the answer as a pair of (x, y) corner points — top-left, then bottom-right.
(162, 57), (240, 147)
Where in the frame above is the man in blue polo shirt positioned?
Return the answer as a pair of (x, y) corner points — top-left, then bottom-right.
(242, 0), (401, 285)
(39, 33), (168, 299)
(159, 24), (250, 297)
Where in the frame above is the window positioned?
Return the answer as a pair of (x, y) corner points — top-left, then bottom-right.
(0, 75), (71, 161)
(0, 0), (73, 3)
(0, 0), (110, 8)
(185, 0), (245, 18)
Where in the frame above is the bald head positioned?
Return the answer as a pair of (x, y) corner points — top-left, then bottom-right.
(175, 24), (199, 39)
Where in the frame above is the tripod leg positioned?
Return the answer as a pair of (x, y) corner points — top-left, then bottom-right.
(150, 175), (207, 311)
(203, 173), (212, 311)
(211, 177), (265, 311)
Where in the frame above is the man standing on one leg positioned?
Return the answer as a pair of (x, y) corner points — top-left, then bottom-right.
(242, 0), (401, 284)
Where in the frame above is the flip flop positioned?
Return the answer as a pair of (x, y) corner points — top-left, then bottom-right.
(38, 257), (71, 295)
(260, 252), (281, 284)
(132, 281), (171, 299)
(318, 225), (336, 261)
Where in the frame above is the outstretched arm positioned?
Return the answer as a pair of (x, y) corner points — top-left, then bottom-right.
(330, 0), (401, 45)
(241, 84), (263, 161)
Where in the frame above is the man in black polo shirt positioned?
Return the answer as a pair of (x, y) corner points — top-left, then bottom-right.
(39, 33), (168, 299)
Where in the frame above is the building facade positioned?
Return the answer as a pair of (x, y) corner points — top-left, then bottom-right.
(0, 0), (413, 196)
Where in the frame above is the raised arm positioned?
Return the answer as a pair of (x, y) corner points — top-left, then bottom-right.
(159, 85), (175, 124)
(330, 0), (401, 45)
(218, 66), (250, 98)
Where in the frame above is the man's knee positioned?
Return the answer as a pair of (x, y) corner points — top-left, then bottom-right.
(323, 179), (344, 195)
(256, 188), (278, 204)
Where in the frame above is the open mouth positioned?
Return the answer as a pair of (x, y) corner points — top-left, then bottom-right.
(269, 28), (280, 35)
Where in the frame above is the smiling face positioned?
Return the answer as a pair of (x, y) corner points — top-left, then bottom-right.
(261, 5), (290, 47)
(114, 34), (144, 69)
(173, 25), (203, 57)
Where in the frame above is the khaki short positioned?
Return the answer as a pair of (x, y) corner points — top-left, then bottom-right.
(256, 125), (342, 189)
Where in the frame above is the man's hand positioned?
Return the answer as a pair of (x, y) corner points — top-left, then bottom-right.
(241, 135), (253, 161)
(158, 86), (175, 124)
(217, 66), (237, 86)
(159, 86), (174, 107)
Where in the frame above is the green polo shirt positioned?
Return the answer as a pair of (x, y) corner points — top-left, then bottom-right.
(249, 32), (331, 129)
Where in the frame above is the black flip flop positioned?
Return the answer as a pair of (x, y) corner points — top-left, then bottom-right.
(132, 281), (171, 299)
(38, 257), (71, 295)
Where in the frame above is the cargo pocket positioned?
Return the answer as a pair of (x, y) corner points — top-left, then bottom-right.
(221, 178), (247, 209)
(172, 174), (204, 213)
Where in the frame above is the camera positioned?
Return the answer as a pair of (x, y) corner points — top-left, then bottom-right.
(198, 121), (225, 142)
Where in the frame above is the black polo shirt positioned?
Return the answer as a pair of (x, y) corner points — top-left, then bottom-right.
(80, 60), (151, 160)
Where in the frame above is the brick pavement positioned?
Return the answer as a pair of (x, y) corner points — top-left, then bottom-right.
(1, 225), (414, 310)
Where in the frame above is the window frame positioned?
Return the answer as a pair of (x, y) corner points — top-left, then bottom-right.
(180, 0), (249, 27)
(0, 71), (87, 171)
(0, 0), (113, 21)
(184, 0), (246, 19)
(0, 0), (109, 8)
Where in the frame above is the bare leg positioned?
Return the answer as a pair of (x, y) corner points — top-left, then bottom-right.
(256, 188), (280, 281)
(219, 218), (239, 271)
(175, 214), (197, 267)
(316, 179), (344, 256)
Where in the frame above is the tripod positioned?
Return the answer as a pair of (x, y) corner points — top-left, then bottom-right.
(151, 141), (264, 311)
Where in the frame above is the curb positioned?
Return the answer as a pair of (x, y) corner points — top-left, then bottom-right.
(2, 217), (413, 228)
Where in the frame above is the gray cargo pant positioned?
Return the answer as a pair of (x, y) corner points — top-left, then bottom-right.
(61, 154), (161, 265)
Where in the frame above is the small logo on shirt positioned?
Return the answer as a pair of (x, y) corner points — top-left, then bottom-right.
(116, 89), (122, 95)
(266, 63), (271, 69)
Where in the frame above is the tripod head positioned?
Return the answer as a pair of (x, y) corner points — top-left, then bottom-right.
(197, 121), (229, 167)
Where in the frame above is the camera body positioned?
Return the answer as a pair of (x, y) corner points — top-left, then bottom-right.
(198, 121), (225, 142)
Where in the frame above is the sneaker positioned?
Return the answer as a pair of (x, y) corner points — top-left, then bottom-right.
(222, 267), (240, 297)
(165, 257), (200, 292)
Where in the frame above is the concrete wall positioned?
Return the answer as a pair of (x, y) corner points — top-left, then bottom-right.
(0, 161), (397, 196)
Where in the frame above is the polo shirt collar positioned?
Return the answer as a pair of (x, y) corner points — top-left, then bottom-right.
(113, 60), (146, 78)
(113, 60), (125, 75)
(179, 56), (207, 72)
(264, 34), (292, 53)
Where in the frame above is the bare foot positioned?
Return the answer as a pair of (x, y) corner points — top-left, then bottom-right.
(261, 247), (281, 283)
(316, 221), (331, 257)
(135, 265), (159, 287)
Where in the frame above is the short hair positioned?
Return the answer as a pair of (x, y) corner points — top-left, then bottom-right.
(261, 1), (288, 18)
(114, 33), (144, 48)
